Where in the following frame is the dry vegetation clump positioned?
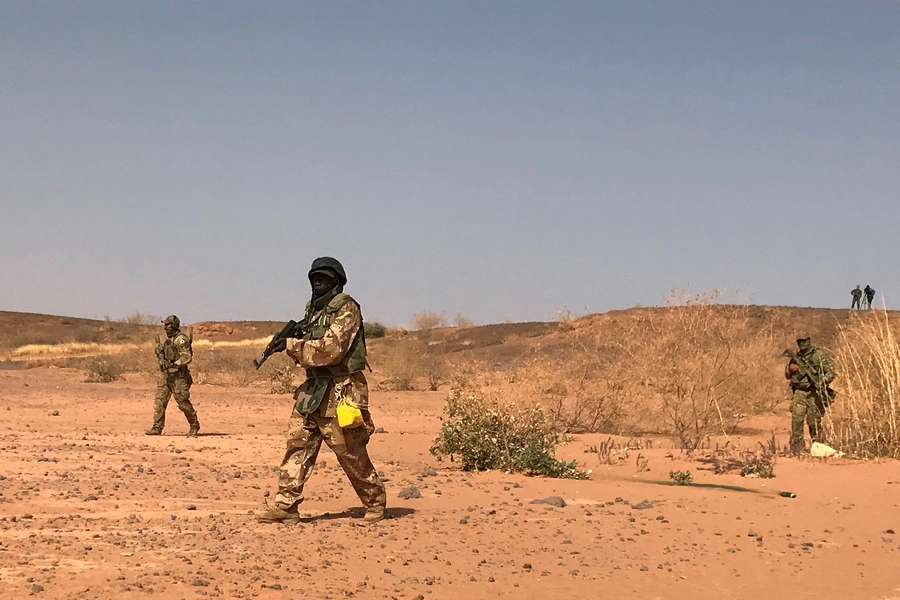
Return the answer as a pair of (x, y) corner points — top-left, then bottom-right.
(377, 339), (425, 391)
(643, 290), (777, 450)
(411, 311), (445, 330)
(269, 366), (295, 395)
(827, 309), (900, 458)
(453, 313), (475, 328)
(698, 437), (779, 478)
(120, 312), (162, 326)
(501, 290), (779, 449)
(83, 356), (123, 383)
(430, 379), (588, 479)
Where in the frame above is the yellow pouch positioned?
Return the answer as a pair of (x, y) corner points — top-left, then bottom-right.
(336, 397), (364, 429)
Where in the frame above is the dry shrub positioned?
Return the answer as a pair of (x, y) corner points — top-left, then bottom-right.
(515, 344), (628, 434)
(640, 290), (775, 450)
(411, 311), (445, 330)
(429, 380), (588, 479)
(453, 313), (475, 328)
(83, 357), (122, 383)
(378, 339), (423, 391)
(699, 436), (778, 478)
(120, 312), (161, 325)
(364, 321), (387, 338)
(827, 309), (900, 458)
(269, 366), (295, 395)
(191, 347), (261, 387)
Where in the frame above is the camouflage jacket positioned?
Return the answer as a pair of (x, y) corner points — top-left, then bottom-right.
(157, 331), (192, 374)
(285, 300), (368, 417)
(785, 348), (835, 392)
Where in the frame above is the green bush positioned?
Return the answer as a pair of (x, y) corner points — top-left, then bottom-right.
(83, 357), (122, 383)
(364, 321), (386, 338)
(429, 387), (588, 479)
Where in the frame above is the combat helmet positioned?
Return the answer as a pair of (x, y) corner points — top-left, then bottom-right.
(308, 257), (347, 286)
(162, 315), (181, 329)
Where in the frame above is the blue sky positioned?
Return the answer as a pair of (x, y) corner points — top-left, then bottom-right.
(1, 2), (898, 326)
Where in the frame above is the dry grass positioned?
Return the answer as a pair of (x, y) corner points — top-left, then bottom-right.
(411, 311), (446, 330)
(827, 309), (900, 458)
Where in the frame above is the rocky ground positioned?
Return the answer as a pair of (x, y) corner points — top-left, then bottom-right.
(1, 367), (899, 600)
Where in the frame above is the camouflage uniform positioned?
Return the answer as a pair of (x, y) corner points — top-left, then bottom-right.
(851, 286), (862, 310)
(147, 316), (200, 436)
(785, 337), (835, 452)
(262, 258), (385, 523)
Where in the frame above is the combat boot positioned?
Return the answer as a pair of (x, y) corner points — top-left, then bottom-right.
(255, 504), (301, 524)
(186, 423), (200, 437)
(363, 505), (385, 523)
(145, 428), (162, 436)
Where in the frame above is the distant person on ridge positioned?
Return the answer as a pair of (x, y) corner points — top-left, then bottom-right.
(146, 315), (200, 437)
(864, 285), (875, 309)
(851, 285), (862, 310)
(255, 257), (386, 525)
(784, 335), (835, 454)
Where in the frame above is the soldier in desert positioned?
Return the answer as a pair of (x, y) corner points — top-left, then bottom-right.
(146, 315), (200, 437)
(256, 257), (386, 524)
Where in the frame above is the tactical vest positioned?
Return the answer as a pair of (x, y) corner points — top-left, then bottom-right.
(293, 293), (367, 415)
(162, 332), (191, 363)
(790, 349), (826, 392)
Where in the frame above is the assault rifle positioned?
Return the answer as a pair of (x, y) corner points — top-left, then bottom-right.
(253, 319), (304, 370)
(783, 348), (837, 407)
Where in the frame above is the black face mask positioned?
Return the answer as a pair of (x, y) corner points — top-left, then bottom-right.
(797, 339), (812, 354)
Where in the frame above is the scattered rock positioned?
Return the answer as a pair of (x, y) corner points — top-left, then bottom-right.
(530, 496), (566, 508)
(192, 579), (209, 587)
(187, 505), (197, 510)
(631, 500), (653, 510)
(31, 584), (44, 594)
(374, 427), (387, 434)
(51, 410), (59, 416)
(398, 486), (421, 499)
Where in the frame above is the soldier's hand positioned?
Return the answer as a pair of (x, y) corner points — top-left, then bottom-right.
(789, 363), (800, 374)
(270, 337), (287, 354)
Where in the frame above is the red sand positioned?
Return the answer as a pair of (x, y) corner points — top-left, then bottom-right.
(1, 367), (898, 599)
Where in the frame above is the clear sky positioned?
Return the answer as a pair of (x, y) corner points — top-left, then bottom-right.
(1, 2), (898, 326)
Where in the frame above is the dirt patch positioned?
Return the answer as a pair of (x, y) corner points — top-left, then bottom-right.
(0, 367), (898, 599)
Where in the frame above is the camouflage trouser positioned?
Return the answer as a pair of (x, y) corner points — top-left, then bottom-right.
(152, 371), (199, 431)
(274, 409), (386, 511)
(851, 297), (861, 309)
(790, 389), (823, 451)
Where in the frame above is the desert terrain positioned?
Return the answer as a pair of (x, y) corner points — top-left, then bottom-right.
(1, 309), (899, 600)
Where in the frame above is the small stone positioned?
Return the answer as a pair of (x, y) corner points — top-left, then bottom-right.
(398, 486), (421, 500)
(52, 410), (59, 416)
(530, 496), (566, 508)
(187, 505), (197, 510)
(192, 579), (209, 587)
(488, 577), (495, 582)
(631, 500), (653, 510)
(383, 568), (391, 574)
(31, 584), (44, 594)
(374, 427), (387, 434)
(640, 565), (649, 571)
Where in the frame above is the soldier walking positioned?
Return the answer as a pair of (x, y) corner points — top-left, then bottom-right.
(851, 285), (862, 310)
(146, 315), (200, 436)
(256, 257), (386, 524)
(785, 335), (835, 454)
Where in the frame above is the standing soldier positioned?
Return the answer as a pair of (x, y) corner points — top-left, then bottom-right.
(864, 285), (876, 309)
(851, 285), (862, 310)
(256, 257), (386, 524)
(784, 335), (835, 454)
(146, 315), (200, 437)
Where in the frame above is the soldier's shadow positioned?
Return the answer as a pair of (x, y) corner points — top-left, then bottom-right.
(300, 507), (415, 523)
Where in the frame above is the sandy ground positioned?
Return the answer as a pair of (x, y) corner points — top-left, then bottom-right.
(1, 367), (899, 600)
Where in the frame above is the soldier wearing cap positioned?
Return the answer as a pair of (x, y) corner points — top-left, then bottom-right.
(256, 257), (387, 524)
(785, 335), (835, 453)
(146, 315), (200, 437)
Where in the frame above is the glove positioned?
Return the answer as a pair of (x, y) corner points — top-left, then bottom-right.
(788, 363), (800, 374)
(270, 337), (287, 354)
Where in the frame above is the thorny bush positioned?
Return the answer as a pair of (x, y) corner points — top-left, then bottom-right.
(429, 386), (588, 480)
(83, 357), (122, 383)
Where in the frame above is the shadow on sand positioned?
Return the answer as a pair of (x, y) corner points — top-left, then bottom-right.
(300, 506), (416, 523)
